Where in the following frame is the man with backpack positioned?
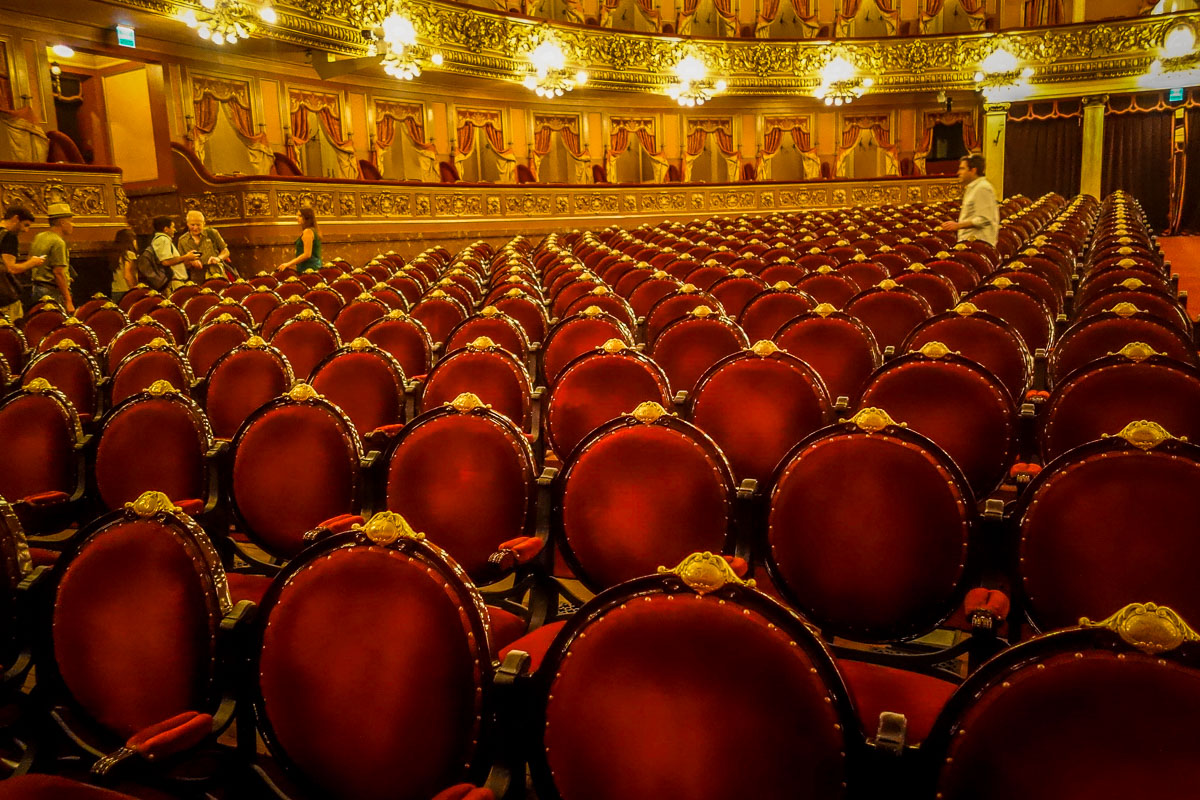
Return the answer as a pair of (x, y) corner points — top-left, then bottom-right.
(148, 216), (198, 293)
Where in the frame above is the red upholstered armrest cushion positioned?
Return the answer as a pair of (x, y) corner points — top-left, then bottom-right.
(722, 555), (749, 578)
(1023, 390), (1050, 403)
(318, 514), (364, 534)
(488, 536), (545, 572)
(370, 423), (405, 438)
(1008, 462), (1042, 484)
(175, 498), (205, 517)
(126, 711), (213, 761)
(964, 588), (1011, 631)
(21, 491), (69, 507)
(432, 785), (495, 800)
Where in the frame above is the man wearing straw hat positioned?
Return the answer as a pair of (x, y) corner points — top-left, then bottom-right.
(29, 202), (76, 314)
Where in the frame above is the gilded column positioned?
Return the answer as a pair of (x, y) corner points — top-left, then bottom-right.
(983, 103), (1009, 199)
(1080, 95), (1107, 200)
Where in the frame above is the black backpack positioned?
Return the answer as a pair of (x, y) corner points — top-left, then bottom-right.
(135, 245), (170, 291)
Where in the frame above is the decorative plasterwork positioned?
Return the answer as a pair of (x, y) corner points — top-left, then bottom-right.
(105, 0), (1197, 95)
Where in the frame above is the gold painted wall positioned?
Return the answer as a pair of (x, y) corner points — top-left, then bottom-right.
(102, 67), (157, 183)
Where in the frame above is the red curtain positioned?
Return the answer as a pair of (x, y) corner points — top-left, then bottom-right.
(602, 0), (659, 24)
(287, 90), (354, 161)
(835, 0), (898, 33)
(1023, 0), (1064, 25)
(374, 103), (436, 167)
(917, 111), (980, 159)
(678, 0), (737, 32)
(758, 0), (818, 35)
(533, 118), (585, 157)
(762, 118), (814, 155)
(191, 79), (266, 145)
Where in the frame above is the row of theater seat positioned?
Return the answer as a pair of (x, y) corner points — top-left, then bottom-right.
(0, 495), (1196, 800)
(0, 189), (1196, 797)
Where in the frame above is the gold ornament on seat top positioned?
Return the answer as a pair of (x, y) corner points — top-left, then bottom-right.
(659, 552), (754, 595)
(1107, 420), (1181, 449)
(1112, 342), (1162, 362)
(357, 511), (424, 546)
(125, 491), (182, 519)
(1081, 602), (1200, 655)
(287, 382), (321, 402)
(847, 407), (904, 433)
(448, 392), (488, 412)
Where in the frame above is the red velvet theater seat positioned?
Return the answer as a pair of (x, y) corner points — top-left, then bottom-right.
(268, 310), (340, 381)
(21, 343), (103, 421)
(961, 281), (1054, 354)
(545, 342), (673, 460)
(94, 384), (219, 517)
(643, 286), (725, 346)
(903, 305), (1033, 403)
(109, 341), (195, 406)
(0, 318), (29, 373)
(562, 288), (638, 332)
(845, 281), (933, 352)
(555, 404), (736, 592)
(1039, 349), (1200, 463)
(894, 269), (958, 315)
(310, 340), (407, 440)
(104, 318), (174, 375)
(737, 284), (817, 342)
(362, 311), (435, 379)
(203, 337), (294, 440)
(925, 603), (1200, 800)
(181, 290), (221, 326)
(382, 393), (537, 582)
(794, 270), (860, 309)
(37, 320), (100, 355)
(0, 775), (141, 798)
(774, 308), (881, 403)
(541, 309), (634, 386)
(1016, 423), (1200, 633)
(1048, 309), (1198, 386)
(185, 316), (252, 380)
(445, 308), (532, 363)
(260, 297), (318, 340)
(230, 383), (366, 564)
(32, 492), (244, 772)
(250, 514), (499, 800)
(0, 381), (84, 532)
(526, 554), (856, 800)
(649, 310), (750, 397)
(857, 345), (1017, 497)
(767, 408), (975, 644)
(411, 291), (470, 346)
(333, 295), (389, 342)
(19, 305), (66, 347)
(709, 271), (768, 319)
(419, 339), (537, 433)
(690, 342), (832, 485)
(242, 287), (283, 327)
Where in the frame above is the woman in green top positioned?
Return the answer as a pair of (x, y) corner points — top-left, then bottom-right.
(278, 207), (322, 273)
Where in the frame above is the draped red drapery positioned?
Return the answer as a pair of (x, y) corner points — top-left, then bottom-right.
(678, 0), (738, 34)
(834, 0), (899, 34)
(757, 0), (819, 36)
(286, 90), (354, 166)
(374, 102), (436, 165)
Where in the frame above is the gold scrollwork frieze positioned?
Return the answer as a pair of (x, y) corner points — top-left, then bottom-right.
(104, 0), (1198, 94)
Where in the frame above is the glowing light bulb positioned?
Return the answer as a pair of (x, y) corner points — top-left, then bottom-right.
(200, 0), (217, 9)
(259, 4), (277, 23)
(715, 78), (727, 91)
(575, 70), (588, 84)
(431, 52), (444, 66)
(51, 44), (75, 58)
(212, 31), (225, 44)
(1164, 23), (1197, 58)
(198, 24), (211, 38)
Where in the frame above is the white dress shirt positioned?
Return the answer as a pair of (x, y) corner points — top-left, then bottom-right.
(957, 176), (999, 246)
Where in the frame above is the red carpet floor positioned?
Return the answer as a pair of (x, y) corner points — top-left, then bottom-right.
(1160, 236), (1200, 321)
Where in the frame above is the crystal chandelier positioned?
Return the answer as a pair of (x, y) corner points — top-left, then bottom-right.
(375, 12), (441, 80)
(179, 0), (277, 45)
(973, 48), (1033, 102)
(814, 56), (874, 106)
(666, 54), (726, 107)
(522, 39), (587, 98)
(1143, 22), (1199, 88)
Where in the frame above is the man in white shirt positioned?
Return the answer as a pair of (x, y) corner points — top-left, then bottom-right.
(939, 154), (999, 247)
(151, 216), (199, 293)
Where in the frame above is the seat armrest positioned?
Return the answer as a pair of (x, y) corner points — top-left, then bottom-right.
(736, 478), (757, 500)
(963, 587), (1011, 632)
(531, 385), (545, 401)
(92, 711), (216, 776)
(537, 466), (559, 487)
(833, 396), (850, 413)
(672, 389), (689, 408)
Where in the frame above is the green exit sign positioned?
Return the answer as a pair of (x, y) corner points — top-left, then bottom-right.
(116, 25), (135, 47)
(1168, 87), (1184, 103)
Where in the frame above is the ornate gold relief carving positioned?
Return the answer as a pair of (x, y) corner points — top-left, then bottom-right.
(1081, 602), (1200, 655)
(658, 551), (755, 595)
